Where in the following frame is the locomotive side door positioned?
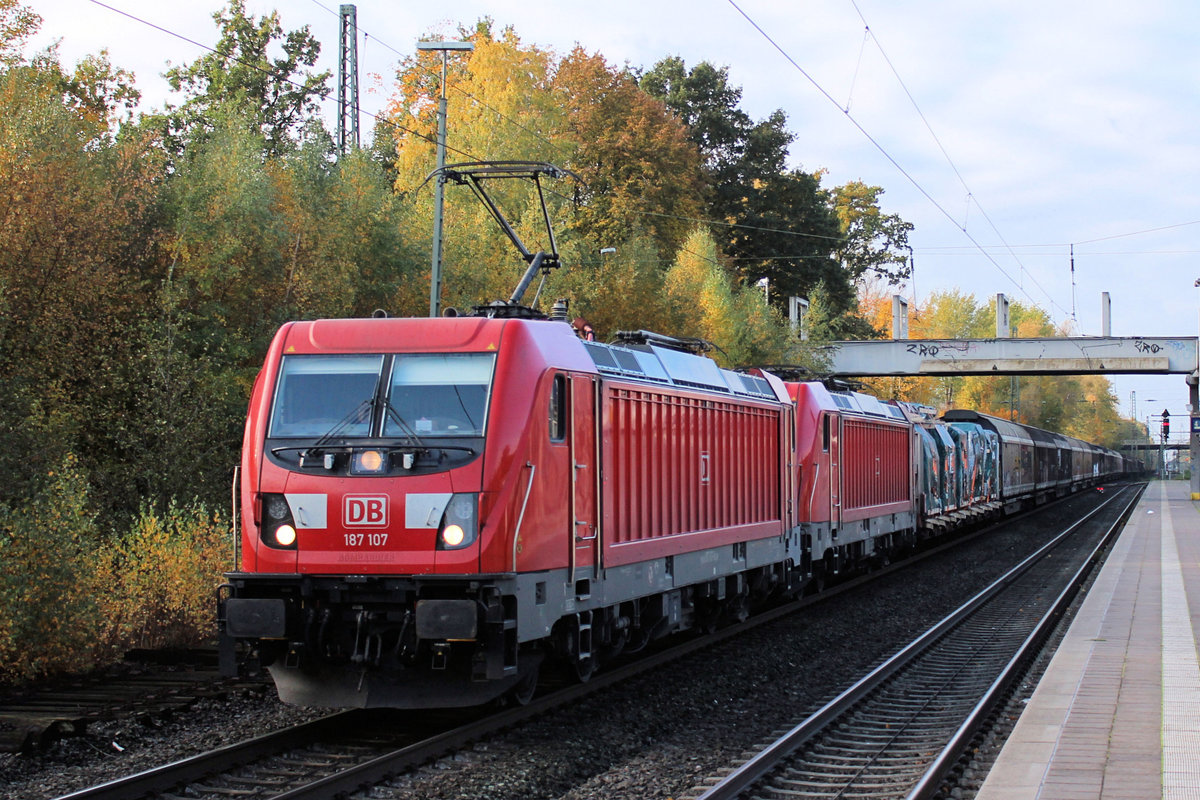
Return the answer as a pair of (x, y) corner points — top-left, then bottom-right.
(569, 374), (599, 588)
(828, 413), (842, 531)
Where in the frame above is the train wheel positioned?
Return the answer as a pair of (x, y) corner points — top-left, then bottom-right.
(809, 562), (828, 594)
(572, 655), (595, 683)
(695, 598), (720, 635)
(507, 664), (540, 706)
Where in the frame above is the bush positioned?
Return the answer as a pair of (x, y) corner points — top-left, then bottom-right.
(0, 459), (235, 686)
(0, 456), (103, 683)
(93, 500), (233, 654)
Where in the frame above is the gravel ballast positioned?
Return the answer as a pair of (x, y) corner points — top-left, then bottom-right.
(0, 491), (1112, 800)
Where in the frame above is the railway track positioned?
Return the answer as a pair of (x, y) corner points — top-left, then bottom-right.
(686, 483), (1143, 800)
(48, 487), (1132, 800)
(0, 656), (265, 753)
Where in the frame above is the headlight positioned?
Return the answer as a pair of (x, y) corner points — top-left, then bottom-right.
(441, 524), (466, 547)
(351, 449), (388, 475)
(273, 524), (297, 547)
(259, 493), (298, 550)
(437, 493), (478, 550)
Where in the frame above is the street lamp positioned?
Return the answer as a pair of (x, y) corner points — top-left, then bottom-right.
(417, 39), (474, 318)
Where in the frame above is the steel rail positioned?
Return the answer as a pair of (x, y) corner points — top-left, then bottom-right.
(906, 482), (1145, 799)
(52, 534), (941, 800)
(692, 483), (1142, 800)
(53, 712), (357, 800)
(55, 488), (1126, 800)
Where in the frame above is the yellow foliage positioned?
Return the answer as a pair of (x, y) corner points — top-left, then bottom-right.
(0, 456), (102, 682)
(0, 457), (232, 684)
(91, 501), (233, 654)
(661, 228), (801, 367)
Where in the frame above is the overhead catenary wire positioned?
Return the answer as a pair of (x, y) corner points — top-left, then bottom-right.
(846, 0), (1065, 319)
(84, 0), (488, 164)
(922, 248), (1200, 257)
(303, 0), (572, 163)
(62, 0), (859, 303)
(923, 217), (1200, 253)
(725, 0), (1069, 319)
(297, 0), (878, 259)
(86, 0), (982, 277)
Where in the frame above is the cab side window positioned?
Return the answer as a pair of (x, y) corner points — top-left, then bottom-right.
(822, 414), (831, 452)
(549, 374), (567, 442)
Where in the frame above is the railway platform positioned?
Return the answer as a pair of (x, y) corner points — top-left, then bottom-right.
(977, 479), (1200, 799)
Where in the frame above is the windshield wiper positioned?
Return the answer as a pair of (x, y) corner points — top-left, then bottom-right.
(268, 400), (477, 467)
(381, 400), (479, 459)
(380, 400), (432, 450)
(303, 399), (373, 456)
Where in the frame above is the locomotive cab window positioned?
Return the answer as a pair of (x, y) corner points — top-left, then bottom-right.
(268, 352), (496, 440)
(822, 414), (831, 452)
(269, 355), (384, 438)
(549, 373), (567, 442)
(384, 353), (496, 437)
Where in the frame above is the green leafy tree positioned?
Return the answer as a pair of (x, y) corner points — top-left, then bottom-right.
(61, 50), (141, 130)
(165, 118), (282, 342)
(161, 0), (330, 157)
(557, 234), (673, 339)
(639, 58), (748, 170)
(641, 57), (854, 319)
(833, 181), (913, 285)
(870, 291), (1130, 443)
(733, 169), (846, 311)
(269, 126), (420, 317)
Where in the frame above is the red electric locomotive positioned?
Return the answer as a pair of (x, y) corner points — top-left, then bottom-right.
(784, 381), (918, 588)
(220, 315), (801, 708)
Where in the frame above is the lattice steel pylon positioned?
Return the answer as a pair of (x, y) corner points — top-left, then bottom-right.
(336, 4), (359, 152)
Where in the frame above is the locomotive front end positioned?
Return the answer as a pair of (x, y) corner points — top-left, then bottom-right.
(220, 317), (531, 708)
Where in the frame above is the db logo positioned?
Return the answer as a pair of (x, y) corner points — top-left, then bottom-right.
(344, 495), (388, 527)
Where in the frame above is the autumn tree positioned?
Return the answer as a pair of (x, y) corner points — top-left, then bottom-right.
(861, 289), (1134, 445)
(662, 228), (804, 367)
(0, 0), (37, 67)
(384, 25), (571, 313)
(383, 25), (708, 321)
(554, 46), (706, 262)
(0, 60), (164, 512)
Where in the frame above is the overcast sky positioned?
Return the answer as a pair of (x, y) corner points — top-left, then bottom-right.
(27, 0), (1200, 432)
